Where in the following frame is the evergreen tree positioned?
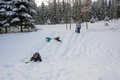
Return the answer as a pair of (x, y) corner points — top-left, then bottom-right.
(116, 0), (120, 18)
(39, 2), (48, 24)
(0, 0), (13, 33)
(27, 0), (38, 25)
(0, 0), (5, 30)
(61, 0), (66, 23)
(116, 5), (120, 18)
(56, 0), (62, 24)
(47, 2), (56, 24)
(12, 0), (35, 32)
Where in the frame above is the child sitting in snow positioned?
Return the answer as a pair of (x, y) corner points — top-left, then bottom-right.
(30, 52), (42, 62)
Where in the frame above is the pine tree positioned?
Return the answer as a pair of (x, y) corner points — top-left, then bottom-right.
(56, 0), (62, 24)
(29, 0), (38, 24)
(0, 0), (5, 31)
(53, 0), (57, 24)
(116, 0), (120, 18)
(40, 2), (48, 24)
(12, 0), (35, 32)
(0, 0), (13, 33)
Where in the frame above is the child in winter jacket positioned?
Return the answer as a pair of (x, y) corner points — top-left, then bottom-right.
(76, 20), (81, 33)
(54, 36), (61, 42)
(30, 52), (42, 62)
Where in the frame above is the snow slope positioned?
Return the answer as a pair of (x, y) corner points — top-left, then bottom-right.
(0, 20), (120, 80)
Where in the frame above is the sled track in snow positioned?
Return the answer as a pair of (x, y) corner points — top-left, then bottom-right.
(23, 32), (56, 61)
(21, 28), (120, 80)
(59, 32), (78, 59)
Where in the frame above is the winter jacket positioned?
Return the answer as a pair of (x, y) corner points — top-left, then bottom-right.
(30, 57), (42, 62)
(54, 37), (61, 42)
(76, 24), (81, 29)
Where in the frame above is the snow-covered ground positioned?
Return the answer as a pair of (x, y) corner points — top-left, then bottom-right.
(0, 20), (120, 80)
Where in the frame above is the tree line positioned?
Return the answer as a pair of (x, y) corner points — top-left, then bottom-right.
(34, 0), (120, 24)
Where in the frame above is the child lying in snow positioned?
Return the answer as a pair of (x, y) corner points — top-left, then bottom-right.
(54, 36), (61, 42)
(30, 52), (42, 62)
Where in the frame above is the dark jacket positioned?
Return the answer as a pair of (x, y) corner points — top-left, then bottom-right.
(55, 37), (61, 42)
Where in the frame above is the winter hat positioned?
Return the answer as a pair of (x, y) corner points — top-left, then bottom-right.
(58, 36), (60, 40)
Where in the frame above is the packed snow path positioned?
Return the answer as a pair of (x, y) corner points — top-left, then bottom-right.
(0, 20), (120, 80)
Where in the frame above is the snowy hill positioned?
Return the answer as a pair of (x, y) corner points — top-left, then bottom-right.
(0, 20), (120, 80)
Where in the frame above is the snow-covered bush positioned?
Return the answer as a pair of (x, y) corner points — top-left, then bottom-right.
(46, 19), (51, 25)
(95, 17), (99, 22)
(104, 16), (109, 21)
(90, 17), (95, 23)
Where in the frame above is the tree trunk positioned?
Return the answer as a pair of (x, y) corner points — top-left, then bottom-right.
(20, 19), (23, 32)
(5, 26), (8, 33)
(69, 18), (71, 29)
(85, 12), (88, 29)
